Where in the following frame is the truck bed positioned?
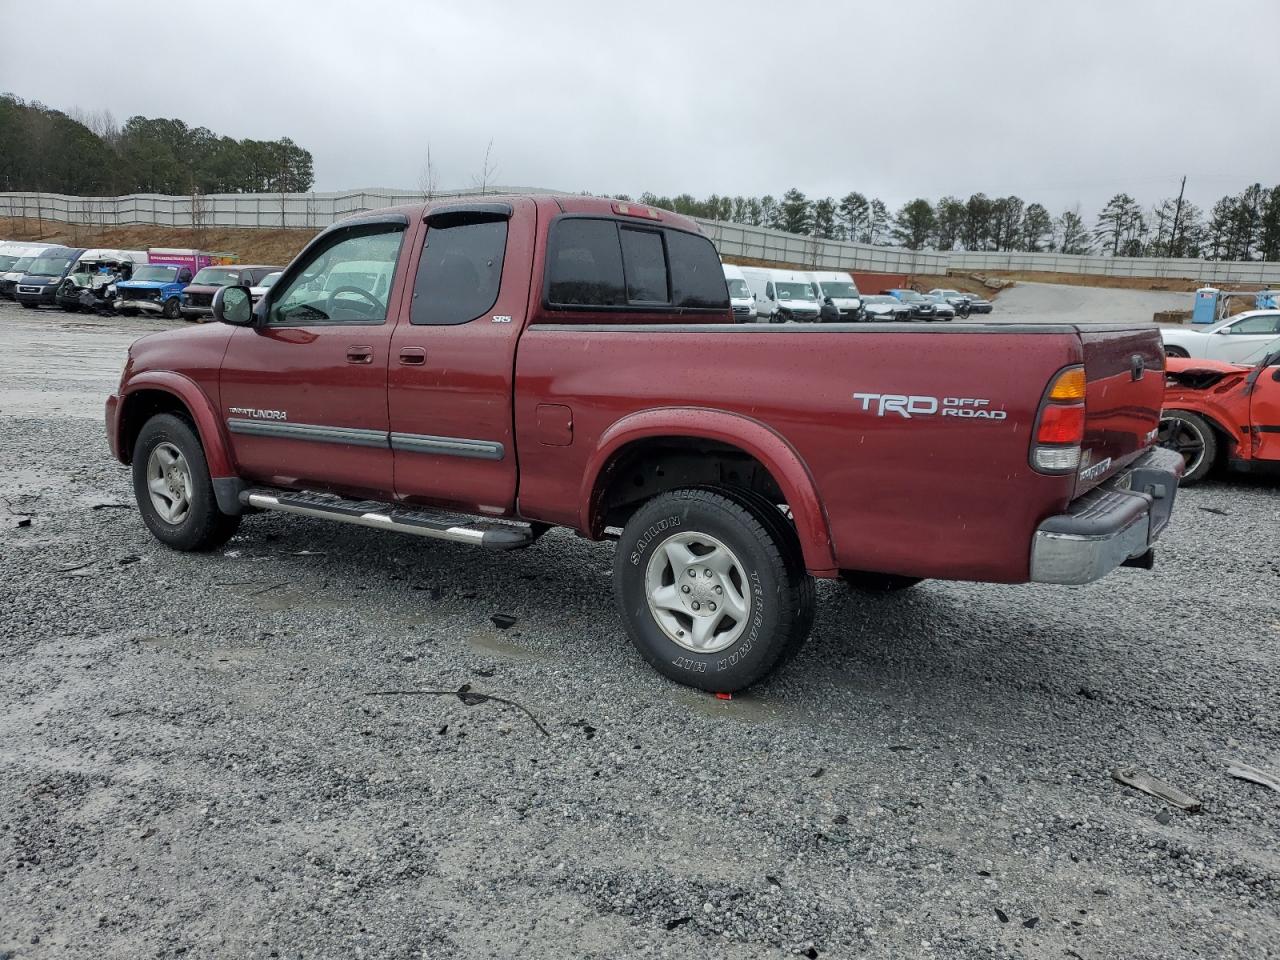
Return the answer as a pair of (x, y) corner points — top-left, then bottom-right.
(513, 320), (1165, 583)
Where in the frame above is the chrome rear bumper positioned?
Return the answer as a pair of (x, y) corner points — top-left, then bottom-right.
(1030, 446), (1184, 585)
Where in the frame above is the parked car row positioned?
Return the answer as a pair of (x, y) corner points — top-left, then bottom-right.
(1159, 309), (1280, 365)
(720, 264), (994, 323)
(0, 241), (280, 321)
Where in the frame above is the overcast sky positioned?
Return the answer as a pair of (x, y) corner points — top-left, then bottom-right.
(3, 0), (1277, 216)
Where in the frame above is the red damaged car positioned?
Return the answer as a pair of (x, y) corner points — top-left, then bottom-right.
(1160, 351), (1280, 483)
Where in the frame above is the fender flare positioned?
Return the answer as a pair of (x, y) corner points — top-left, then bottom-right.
(119, 371), (235, 479)
(579, 407), (837, 576)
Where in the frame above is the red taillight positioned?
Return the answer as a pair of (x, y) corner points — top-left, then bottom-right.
(1035, 403), (1085, 445)
(1031, 365), (1086, 474)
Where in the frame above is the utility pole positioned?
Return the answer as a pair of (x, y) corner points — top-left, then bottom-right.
(1169, 175), (1186, 258)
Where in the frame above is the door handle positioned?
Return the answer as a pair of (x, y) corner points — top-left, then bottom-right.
(398, 347), (427, 365)
(346, 345), (373, 364)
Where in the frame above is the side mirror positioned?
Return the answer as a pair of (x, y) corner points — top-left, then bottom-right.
(213, 285), (254, 326)
(1271, 367), (1280, 382)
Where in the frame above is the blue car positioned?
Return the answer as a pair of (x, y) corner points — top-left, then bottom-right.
(15, 247), (84, 309)
(115, 264), (195, 319)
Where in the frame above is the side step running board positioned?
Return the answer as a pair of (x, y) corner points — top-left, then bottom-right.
(240, 488), (537, 550)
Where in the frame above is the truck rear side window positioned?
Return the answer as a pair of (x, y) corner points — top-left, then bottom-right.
(547, 220), (626, 306)
(547, 218), (728, 312)
(667, 230), (730, 309)
(411, 219), (508, 325)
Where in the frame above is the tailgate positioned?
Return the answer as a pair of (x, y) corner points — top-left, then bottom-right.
(1076, 327), (1165, 495)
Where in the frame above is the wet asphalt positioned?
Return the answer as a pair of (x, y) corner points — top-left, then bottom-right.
(0, 298), (1277, 959)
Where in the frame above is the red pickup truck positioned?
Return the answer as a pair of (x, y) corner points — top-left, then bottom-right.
(105, 195), (1184, 691)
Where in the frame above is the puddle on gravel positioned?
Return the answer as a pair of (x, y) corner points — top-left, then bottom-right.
(670, 687), (786, 723)
(463, 626), (548, 661)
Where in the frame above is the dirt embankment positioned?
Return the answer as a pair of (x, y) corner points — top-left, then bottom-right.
(962, 270), (1270, 295)
(0, 218), (318, 266)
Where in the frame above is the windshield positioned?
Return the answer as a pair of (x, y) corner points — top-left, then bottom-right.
(27, 256), (72, 277)
(191, 267), (241, 286)
(896, 291), (925, 302)
(132, 266), (179, 283)
(260, 272), (283, 289)
(775, 281), (817, 301)
(864, 296), (897, 305)
(820, 281), (860, 299)
(726, 278), (750, 298)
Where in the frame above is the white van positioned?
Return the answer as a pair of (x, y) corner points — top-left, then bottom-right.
(721, 264), (757, 322)
(807, 270), (863, 321)
(741, 267), (821, 322)
(0, 242), (60, 299)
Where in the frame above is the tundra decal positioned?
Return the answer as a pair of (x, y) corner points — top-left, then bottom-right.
(852, 393), (1008, 421)
(228, 407), (288, 421)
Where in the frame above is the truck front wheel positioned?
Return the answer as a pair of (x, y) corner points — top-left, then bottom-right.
(132, 414), (241, 551)
(613, 488), (814, 692)
(162, 297), (181, 319)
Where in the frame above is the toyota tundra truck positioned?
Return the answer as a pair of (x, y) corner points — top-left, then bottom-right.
(105, 195), (1184, 692)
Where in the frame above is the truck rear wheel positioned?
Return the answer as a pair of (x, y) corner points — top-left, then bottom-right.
(613, 488), (814, 692)
(132, 414), (240, 552)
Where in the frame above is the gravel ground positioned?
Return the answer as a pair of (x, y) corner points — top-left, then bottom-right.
(1, 300), (1278, 959)
(994, 282), (1193, 325)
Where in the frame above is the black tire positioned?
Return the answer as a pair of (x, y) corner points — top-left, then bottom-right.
(132, 413), (241, 551)
(1164, 346), (1190, 359)
(712, 487), (816, 668)
(20, 302), (36, 309)
(1157, 410), (1217, 485)
(613, 488), (814, 692)
(841, 570), (923, 593)
(162, 297), (181, 320)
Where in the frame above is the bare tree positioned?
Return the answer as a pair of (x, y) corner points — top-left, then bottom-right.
(472, 139), (498, 194)
(418, 143), (439, 200)
(190, 176), (210, 252)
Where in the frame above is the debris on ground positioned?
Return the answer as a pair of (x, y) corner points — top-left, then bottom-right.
(1227, 761), (1280, 794)
(490, 613), (518, 630)
(370, 684), (549, 736)
(1111, 767), (1202, 812)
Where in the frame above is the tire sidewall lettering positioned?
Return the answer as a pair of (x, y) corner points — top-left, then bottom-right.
(629, 514), (682, 566)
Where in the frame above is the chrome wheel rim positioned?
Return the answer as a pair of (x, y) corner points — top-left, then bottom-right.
(146, 442), (192, 524)
(1157, 415), (1206, 475)
(644, 531), (752, 654)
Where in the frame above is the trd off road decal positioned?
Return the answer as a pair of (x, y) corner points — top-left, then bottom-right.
(852, 393), (1007, 421)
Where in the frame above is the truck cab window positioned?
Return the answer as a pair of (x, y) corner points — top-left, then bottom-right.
(269, 227), (404, 326)
(619, 227), (669, 303)
(411, 218), (508, 325)
(547, 219), (626, 306)
(667, 230), (730, 309)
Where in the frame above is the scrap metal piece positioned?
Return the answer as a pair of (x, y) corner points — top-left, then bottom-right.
(1111, 767), (1201, 812)
(1227, 762), (1280, 794)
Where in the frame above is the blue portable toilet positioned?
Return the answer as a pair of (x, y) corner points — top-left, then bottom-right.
(1192, 287), (1219, 325)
